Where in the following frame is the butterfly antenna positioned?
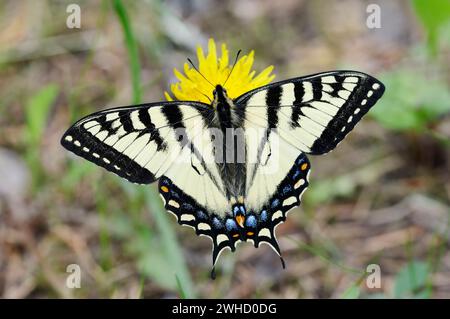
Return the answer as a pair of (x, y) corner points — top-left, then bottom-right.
(187, 58), (215, 88)
(223, 49), (242, 87)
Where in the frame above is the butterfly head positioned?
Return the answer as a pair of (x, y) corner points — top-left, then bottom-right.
(212, 85), (233, 108)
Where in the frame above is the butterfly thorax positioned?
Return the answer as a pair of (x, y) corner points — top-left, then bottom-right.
(212, 85), (241, 127)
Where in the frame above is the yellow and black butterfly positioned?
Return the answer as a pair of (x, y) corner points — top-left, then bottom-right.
(62, 52), (384, 278)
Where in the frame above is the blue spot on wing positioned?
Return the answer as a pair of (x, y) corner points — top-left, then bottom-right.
(282, 185), (292, 194)
(170, 190), (181, 199)
(225, 219), (238, 231)
(271, 199), (280, 209)
(233, 205), (247, 216)
(212, 217), (223, 229)
(260, 210), (268, 222)
(197, 210), (207, 220)
(182, 203), (194, 211)
(160, 177), (171, 186)
(296, 154), (307, 165)
(245, 215), (257, 228)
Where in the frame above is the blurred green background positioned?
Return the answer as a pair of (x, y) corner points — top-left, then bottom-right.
(0, 0), (449, 298)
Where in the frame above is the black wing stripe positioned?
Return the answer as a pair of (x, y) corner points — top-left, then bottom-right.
(119, 110), (134, 132)
(146, 109), (167, 151)
(138, 108), (153, 128)
(161, 104), (185, 129)
(266, 86), (282, 129)
(312, 79), (322, 100)
(290, 82), (304, 128)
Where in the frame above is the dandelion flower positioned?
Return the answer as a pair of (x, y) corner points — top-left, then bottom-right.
(165, 38), (275, 104)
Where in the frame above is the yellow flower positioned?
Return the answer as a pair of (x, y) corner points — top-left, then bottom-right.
(165, 38), (275, 104)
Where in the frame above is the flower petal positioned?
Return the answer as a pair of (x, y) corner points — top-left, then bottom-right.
(166, 38), (275, 102)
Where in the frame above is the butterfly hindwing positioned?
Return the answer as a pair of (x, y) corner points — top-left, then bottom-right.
(159, 176), (215, 236)
(158, 175), (235, 266)
(251, 152), (310, 256)
(158, 152), (310, 268)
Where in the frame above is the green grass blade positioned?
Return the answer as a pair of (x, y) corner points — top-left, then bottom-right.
(341, 285), (360, 299)
(25, 84), (59, 188)
(145, 188), (196, 298)
(112, 0), (195, 298)
(112, 0), (142, 104)
(394, 260), (430, 298)
(175, 274), (187, 299)
(25, 84), (59, 145)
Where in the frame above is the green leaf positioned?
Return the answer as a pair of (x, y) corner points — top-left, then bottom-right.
(412, 0), (450, 54)
(25, 84), (59, 144)
(393, 261), (430, 298)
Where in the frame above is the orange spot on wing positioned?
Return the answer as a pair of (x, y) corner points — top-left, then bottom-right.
(247, 231), (254, 236)
(236, 215), (245, 228)
(160, 186), (169, 193)
(232, 233), (239, 238)
(301, 163), (308, 171)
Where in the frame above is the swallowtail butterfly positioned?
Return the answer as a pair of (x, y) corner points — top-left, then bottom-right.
(61, 70), (384, 278)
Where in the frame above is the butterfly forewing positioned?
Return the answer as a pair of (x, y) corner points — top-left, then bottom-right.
(62, 102), (206, 182)
(237, 71), (385, 155)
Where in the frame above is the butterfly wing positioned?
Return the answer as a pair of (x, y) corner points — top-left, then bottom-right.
(235, 71), (384, 253)
(237, 70), (385, 155)
(61, 101), (230, 215)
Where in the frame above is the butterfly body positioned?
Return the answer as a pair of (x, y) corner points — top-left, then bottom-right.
(213, 85), (238, 126)
(61, 70), (385, 273)
(206, 85), (246, 202)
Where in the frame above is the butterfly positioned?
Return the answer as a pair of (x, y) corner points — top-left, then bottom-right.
(61, 70), (385, 278)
